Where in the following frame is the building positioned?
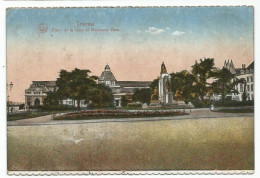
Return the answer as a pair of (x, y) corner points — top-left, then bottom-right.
(25, 81), (56, 106)
(98, 64), (151, 107)
(215, 59), (254, 101)
(25, 81), (86, 108)
(25, 64), (151, 108)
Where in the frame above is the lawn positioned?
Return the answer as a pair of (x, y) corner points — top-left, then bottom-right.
(7, 111), (58, 121)
(7, 116), (254, 171)
(214, 108), (254, 113)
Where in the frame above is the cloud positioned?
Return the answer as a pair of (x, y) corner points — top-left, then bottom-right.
(145, 27), (165, 35)
(172, 31), (185, 36)
(137, 30), (142, 34)
(166, 27), (170, 30)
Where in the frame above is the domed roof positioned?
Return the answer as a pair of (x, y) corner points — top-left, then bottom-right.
(105, 64), (110, 70)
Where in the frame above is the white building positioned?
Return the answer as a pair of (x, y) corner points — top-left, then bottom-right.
(214, 60), (254, 101)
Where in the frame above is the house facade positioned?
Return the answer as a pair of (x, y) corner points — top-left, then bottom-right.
(214, 60), (254, 101)
(25, 81), (56, 107)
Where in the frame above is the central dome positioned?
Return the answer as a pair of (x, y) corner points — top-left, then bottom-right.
(105, 64), (110, 71)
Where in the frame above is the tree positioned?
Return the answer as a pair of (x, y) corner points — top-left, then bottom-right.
(149, 78), (159, 95)
(133, 88), (151, 104)
(170, 70), (196, 104)
(191, 58), (215, 100)
(211, 67), (243, 103)
(121, 96), (128, 107)
(242, 80), (248, 103)
(90, 83), (114, 108)
(56, 68), (98, 110)
(43, 91), (59, 106)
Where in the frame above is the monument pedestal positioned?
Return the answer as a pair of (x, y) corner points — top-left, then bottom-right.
(166, 92), (173, 104)
(149, 100), (162, 108)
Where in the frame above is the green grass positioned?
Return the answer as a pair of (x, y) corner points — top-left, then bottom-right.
(7, 111), (57, 121)
(214, 108), (254, 113)
(7, 117), (254, 171)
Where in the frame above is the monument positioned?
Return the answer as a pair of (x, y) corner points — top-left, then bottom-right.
(149, 62), (174, 108)
(158, 62), (174, 105)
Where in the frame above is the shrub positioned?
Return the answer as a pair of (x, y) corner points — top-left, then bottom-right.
(32, 105), (77, 111)
(214, 100), (254, 107)
(127, 103), (142, 109)
(191, 98), (211, 108)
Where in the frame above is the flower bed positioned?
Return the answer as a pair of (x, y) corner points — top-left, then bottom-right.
(55, 109), (188, 120)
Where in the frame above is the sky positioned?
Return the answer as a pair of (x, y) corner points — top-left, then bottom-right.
(7, 7), (254, 102)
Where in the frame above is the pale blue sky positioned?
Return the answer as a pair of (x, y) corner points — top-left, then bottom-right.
(7, 7), (254, 45)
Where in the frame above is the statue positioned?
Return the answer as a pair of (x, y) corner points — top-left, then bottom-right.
(151, 87), (158, 101)
(161, 62), (167, 74)
(165, 78), (171, 92)
(175, 90), (183, 101)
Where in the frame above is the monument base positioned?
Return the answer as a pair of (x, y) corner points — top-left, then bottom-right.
(165, 92), (173, 104)
(149, 100), (162, 108)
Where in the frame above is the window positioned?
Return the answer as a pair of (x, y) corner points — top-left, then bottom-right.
(251, 84), (253, 91)
(251, 76), (253, 82)
(247, 85), (250, 91)
(251, 94), (254, 100)
(247, 77), (249, 82)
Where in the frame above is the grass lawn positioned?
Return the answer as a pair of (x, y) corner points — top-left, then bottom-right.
(7, 116), (254, 171)
(7, 111), (58, 121)
(214, 108), (254, 113)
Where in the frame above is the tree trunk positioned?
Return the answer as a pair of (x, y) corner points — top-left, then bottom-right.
(77, 100), (80, 110)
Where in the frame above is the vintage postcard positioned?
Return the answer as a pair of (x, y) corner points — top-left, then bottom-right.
(6, 7), (254, 174)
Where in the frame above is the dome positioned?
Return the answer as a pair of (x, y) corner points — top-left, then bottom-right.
(105, 64), (110, 69)
(105, 64), (111, 71)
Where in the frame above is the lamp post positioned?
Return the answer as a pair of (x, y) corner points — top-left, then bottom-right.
(7, 82), (14, 114)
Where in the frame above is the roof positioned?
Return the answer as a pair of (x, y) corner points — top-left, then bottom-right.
(99, 71), (116, 81)
(32, 81), (56, 87)
(116, 81), (151, 88)
(105, 64), (110, 70)
(247, 61), (254, 70)
(26, 81), (56, 92)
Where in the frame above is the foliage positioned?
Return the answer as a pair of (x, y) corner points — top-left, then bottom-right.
(19, 104), (25, 110)
(7, 111), (60, 121)
(191, 98), (211, 108)
(191, 58), (215, 100)
(43, 91), (60, 106)
(170, 70), (196, 104)
(149, 78), (159, 100)
(30, 105), (76, 111)
(90, 83), (114, 108)
(213, 108), (254, 113)
(127, 103), (142, 109)
(214, 100), (254, 107)
(55, 109), (187, 120)
(242, 81), (248, 103)
(133, 88), (151, 104)
(121, 96), (128, 107)
(211, 67), (243, 103)
(56, 68), (98, 109)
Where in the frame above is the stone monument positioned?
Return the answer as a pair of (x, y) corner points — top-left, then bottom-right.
(158, 62), (174, 105)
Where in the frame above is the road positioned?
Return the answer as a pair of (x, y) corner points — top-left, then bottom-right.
(7, 109), (254, 126)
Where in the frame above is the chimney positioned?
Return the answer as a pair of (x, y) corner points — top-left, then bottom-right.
(242, 64), (246, 69)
